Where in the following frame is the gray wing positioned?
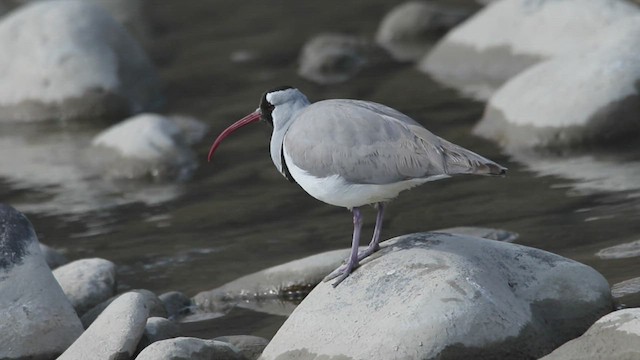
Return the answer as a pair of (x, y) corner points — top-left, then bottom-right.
(284, 99), (504, 185)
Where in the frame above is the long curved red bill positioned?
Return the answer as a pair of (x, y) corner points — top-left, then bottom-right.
(207, 111), (261, 162)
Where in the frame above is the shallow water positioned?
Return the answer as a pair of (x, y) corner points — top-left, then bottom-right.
(2, 0), (640, 339)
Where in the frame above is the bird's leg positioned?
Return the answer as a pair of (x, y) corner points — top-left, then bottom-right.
(323, 207), (363, 286)
(357, 202), (385, 262)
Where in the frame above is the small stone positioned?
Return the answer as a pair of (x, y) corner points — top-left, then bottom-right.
(58, 291), (150, 360)
(214, 335), (269, 360)
(53, 257), (117, 316)
(375, 1), (470, 61)
(540, 308), (640, 359)
(136, 317), (181, 354)
(0, 203), (84, 359)
(135, 337), (244, 360)
(159, 291), (193, 319)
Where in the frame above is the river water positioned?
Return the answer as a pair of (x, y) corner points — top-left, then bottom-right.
(1, 0), (639, 339)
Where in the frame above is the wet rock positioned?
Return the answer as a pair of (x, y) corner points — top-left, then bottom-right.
(136, 317), (181, 353)
(193, 248), (353, 316)
(53, 257), (117, 316)
(419, 0), (639, 100)
(260, 232), (613, 360)
(474, 17), (640, 150)
(375, 1), (470, 61)
(597, 239), (640, 260)
(81, 288), (167, 328)
(612, 277), (640, 299)
(214, 335), (269, 360)
(0, 1), (160, 122)
(39, 242), (69, 269)
(159, 290), (193, 319)
(135, 337), (243, 360)
(91, 113), (207, 180)
(59, 291), (150, 360)
(298, 33), (388, 84)
(438, 226), (518, 243)
(0, 204), (84, 359)
(540, 308), (640, 360)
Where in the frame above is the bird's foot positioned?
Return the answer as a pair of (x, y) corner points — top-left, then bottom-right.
(356, 245), (379, 263)
(323, 260), (357, 287)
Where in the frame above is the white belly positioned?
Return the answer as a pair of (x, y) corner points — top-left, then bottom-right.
(283, 148), (448, 208)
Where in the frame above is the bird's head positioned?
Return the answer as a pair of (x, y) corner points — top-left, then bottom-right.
(207, 86), (309, 162)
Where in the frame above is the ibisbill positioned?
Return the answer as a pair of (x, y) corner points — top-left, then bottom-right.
(208, 86), (507, 287)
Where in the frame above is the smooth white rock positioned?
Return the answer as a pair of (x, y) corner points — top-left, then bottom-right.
(475, 16), (640, 149)
(541, 308), (640, 359)
(0, 0), (160, 121)
(53, 257), (117, 316)
(420, 0), (640, 100)
(375, 1), (469, 61)
(0, 204), (84, 359)
(81, 289), (168, 328)
(135, 337), (243, 360)
(59, 291), (150, 360)
(611, 277), (640, 299)
(91, 113), (205, 180)
(260, 232), (613, 360)
(136, 317), (181, 353)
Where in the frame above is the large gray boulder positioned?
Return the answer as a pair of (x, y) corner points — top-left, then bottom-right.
(474, 17), (640, 150)
(419, 0), (639, 100)
(0, 0), (160, 122)
(260, 232), (613, 360)
(0, 204), (84, 359)
(53, 257), (117, 316)
(58, 291), (150, 360)
(540, 308), (640, 360)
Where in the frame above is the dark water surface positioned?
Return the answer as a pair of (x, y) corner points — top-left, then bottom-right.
(2, 0), (640, 338)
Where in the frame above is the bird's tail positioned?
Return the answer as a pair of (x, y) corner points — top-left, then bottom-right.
(440, 139), (507, 176)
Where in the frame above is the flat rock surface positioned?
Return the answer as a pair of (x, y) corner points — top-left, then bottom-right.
(260, 232), (613, 360)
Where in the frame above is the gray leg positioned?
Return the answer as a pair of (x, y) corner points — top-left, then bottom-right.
(323, 207), (363, 287)
(357, 202), (385, 262)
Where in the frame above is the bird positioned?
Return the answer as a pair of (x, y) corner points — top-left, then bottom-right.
(208, 86), (506, 287)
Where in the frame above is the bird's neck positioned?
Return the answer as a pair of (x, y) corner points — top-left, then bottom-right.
(270, 96), (310, 176)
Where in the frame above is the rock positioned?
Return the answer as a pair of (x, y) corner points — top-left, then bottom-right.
(193, 248), (354, 316)
(159, 291), (193, 319)
(438, 226), (518, 243)
(81, 288), (167, 328)
(59, 291), (150, 360)
(297, 33), (388, 84)
(419, 0), (639, 100)
(260, 232), (613, 360)
(474, 17), (640, 150)
(375, 1), (470, 61)
(53, 257), (117, 316)
(612, 277), (640, 299)
(91, 113), (206, 180)
(540, 308), (640, 360)
(136, 317), (181, 353)
(39, 242), (69, 269)
(597, 239), (640, 260)
(0, 203), (84, 359)
(135, 337), (243, 360)
(214, 335), (269, 360)
(0, 1), (160, 122)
